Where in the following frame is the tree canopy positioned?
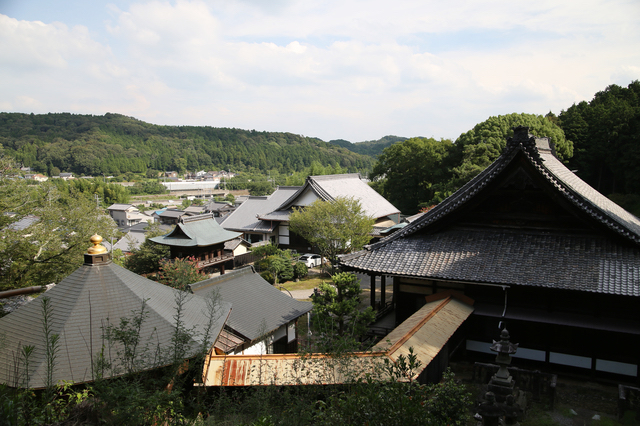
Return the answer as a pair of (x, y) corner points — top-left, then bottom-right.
(369, 137), (458, 214)
(0, 112), (374, 177)
(560, 81), (640, 199)
(0, 156), (118, 290)
(288, 197), (375, 269)
(310, 272), (375, 352)
(370, 113), (572, 214)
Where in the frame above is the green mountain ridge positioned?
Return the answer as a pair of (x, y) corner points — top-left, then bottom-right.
(328, 135), (409, 157)
(0, 112), (377, 177)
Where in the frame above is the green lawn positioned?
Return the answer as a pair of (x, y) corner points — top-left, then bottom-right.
(279, 274), (332, 291)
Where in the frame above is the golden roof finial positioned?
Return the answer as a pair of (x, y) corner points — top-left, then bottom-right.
(87, 234), (108, 255)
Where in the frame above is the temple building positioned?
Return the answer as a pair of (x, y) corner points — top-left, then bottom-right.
(341, 127), (640, 380)
(150, 213), (242, 274)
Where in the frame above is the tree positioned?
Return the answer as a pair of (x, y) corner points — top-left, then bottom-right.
(124, 223), (171, 277)
(0, 156), (118, 290)
(370, 137), (458, 214)
(310, 272), (375, 351)
(157, 256), (205, 291)
(453, 112), (573, 187)
(559, 81), (640, 198)
(251, 243), (295, 285)
(288, 197), (375, 270)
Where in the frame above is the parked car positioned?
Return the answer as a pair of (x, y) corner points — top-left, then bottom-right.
(298, 253), (322, 268)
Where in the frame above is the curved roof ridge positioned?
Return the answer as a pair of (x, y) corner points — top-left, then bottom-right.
(364, 126), (640, 251)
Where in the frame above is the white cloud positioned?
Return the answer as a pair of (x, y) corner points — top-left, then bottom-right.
(1, 0), (639, 141)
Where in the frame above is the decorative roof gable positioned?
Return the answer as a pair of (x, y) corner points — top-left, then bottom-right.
(340, 127), (640, 296)
(151, 213), (242, 247)
(275, 173), (400, 221)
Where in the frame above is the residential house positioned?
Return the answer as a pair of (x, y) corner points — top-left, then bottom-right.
(24, 173), (48, 182)
(340, 127), (640, 379)
(107, 204), (154, 227)
(191, 266), (312, 355)
(0, 235), (231, 389)
(109, 222), (174, 254)
(204, 201), (235, 218)
(150, 214), (242, 274)
(158, 208), (187, 225)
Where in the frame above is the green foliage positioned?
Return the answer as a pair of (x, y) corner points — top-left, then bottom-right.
(123, 223), (171, 276)
(452, 113), (572, 191)
(51, 177), (131, 205)
(329, 135), (407, 157)
(289, 197), (375, 269)
(310, 272), (375, 351)
(0, 112), (374, 177)
(370, 137), (458, 214)
(253, 244), (295, 285)
(158, 256), (205, 291)
(128, 180), (167, 195)
(293, 261), (308, 280)
(0, 156), (119, 290)
(560, 81), (640, 196)
(370, 113), (571, 214)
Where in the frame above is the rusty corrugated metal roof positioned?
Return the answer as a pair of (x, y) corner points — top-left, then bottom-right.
(202, 293), (473, 386)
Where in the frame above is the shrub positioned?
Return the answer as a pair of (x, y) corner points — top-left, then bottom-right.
(293, 262), (308, 280)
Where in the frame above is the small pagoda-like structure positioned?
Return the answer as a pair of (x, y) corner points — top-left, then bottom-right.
(0, 235), (231, 389)
(150, 214), (242, 274)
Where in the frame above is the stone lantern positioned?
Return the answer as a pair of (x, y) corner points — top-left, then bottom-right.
(488, 328), (519, 401)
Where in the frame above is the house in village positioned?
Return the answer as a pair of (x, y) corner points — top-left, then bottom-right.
(221, 174), (400, 252)
(191, 266), (312, 355)
(0, 236), (231, 389)
(340, 126), (640, 380)
(109, 221), (174, 254)
(204, 200), (235, 219)
(158, 208), (187, 225)
(107, 204), (154, 228)
(150, 214), (242, 274)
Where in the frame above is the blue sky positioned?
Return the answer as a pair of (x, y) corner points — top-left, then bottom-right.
(1, 0), (639, 142)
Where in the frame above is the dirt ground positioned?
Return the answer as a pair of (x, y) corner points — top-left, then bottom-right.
(449, 361), (632, 425)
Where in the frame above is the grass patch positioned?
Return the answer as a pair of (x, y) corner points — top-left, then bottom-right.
(279, 274), (332, 291)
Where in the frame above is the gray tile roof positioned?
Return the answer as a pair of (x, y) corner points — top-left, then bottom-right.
(340, 127), (640, 297)
(277, 174), (400, 220)
(0, 254), (231, 389)
(220, 187), (301, 233)
(107, 204), (135, 211)
(224, 238), (250, 251)
(342, 228), (640, 296)
(150, 214), (242, 247)
(190, 266), (312, 342)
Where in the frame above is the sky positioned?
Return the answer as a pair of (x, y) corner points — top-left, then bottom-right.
(1, 0), (639, 143)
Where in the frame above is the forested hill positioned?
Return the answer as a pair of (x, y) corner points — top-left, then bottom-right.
(0, 113), (375, 176)
(329, 135), (408, 157)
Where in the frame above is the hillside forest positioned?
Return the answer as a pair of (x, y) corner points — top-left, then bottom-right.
(0, 81), (639, 215)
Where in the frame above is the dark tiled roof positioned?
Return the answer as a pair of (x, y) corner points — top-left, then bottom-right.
(340, 127), (640, 297)
(221, 187), (301, 233)
(342, 227), (640, 296)
(190, 266), (312, 342)
(0, 255), (231, 389)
